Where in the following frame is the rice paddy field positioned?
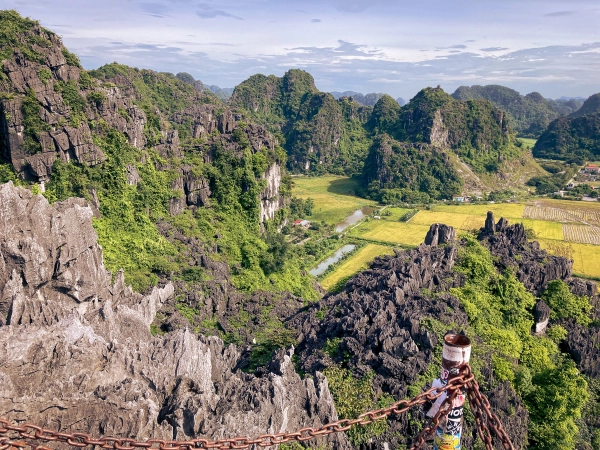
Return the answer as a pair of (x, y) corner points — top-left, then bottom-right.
(294, 177), (600, 289)
(292, 176), (376, 225)
(519, 138), (537, 149)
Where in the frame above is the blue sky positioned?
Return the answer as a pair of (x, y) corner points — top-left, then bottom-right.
(6, 0), (600, 100)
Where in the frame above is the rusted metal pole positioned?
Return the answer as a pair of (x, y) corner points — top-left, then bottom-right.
(426, 333), (471, 450)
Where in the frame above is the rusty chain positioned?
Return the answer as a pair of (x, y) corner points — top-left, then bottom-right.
(0, 365), (513, 450)
(465, 376), (515, 450)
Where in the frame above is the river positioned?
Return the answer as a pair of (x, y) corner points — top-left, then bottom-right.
(335, 206), (376, 232)
(309, 244), (356, 277)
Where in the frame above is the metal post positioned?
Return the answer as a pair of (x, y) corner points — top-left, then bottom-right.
(426, 333), (471, 450)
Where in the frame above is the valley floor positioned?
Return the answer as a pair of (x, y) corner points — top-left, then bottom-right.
(293, 177), (600, 291)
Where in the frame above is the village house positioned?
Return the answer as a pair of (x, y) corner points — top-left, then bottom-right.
(293, 219), (311, 228)
(582, 164), (600, 174)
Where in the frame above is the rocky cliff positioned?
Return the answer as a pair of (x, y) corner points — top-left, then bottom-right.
(290, 215), (599, 449)
(0, 14), (287, 226)
(0, 15), (151, 181)
(231, 69), (371, 175)
(0, 181), (349, 449)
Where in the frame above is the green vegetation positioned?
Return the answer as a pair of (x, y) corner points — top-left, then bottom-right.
(61, 47), (81, 68)
(54, 80), (87, 114)
(323, 367), (394, 446)
(452, 85), (571, 138)
(533, 113), (600, 163)
(362, 135), (463, 202)
(0, 10), (52, 63)
(21, 88), (50, 154)
(231, 69), (371, 175)
(399, 209), (419, 222)
(44, 129), (179, 291)
(542, 280), (593, 326)
(37, 67), (52, 85)
(0, 161), (19, 184)
(452, 235), (589, 450)
(87, 91), (105, 108)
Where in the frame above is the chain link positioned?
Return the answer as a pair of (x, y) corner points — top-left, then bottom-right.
(0, 364), (513, 450)
(465, 377), (515, 450)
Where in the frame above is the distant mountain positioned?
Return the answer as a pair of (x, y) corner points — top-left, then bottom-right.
(373, 88), (511, 169)
(175, 72), (204, 92)
(230, 70), (372, 174)
(533, 112), (600, 162)
(361, 135), (463, 202)
(329, 91), (382, 106)
(328, 91), (405, 107)
(231, 73), (541, 196)
(207, 85), (235, 101)
(569, 93), (600, 118)
(548, 97), (585, 116)
(360, 87), (533, 200)
(451, 84), (581, 137)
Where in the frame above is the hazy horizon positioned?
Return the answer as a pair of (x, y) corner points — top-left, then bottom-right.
(4, 0), (600, 100)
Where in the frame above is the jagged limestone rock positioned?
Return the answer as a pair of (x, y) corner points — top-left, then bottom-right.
(0, 182), (349, 449)
(424, 223), (456, 246)
(533, 300), (551, 334)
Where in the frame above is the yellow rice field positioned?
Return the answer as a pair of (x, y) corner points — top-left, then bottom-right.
(538, 240), (600, 278)
(430, 203), (526, 219)
(352, 221), (432, 246)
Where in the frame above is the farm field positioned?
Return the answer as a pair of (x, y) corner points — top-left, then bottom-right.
(519, 138), (537, 149)
(513, 218), (564, 241)
(293, 177), (600, 289)
(351, 220), (432, 246)
(292, 176), (376, 225)
(525, 203), (600, 227)
(538, 240), (600, 278)
(430, 203), (526, 219)
(411, 210), (486, 231)
(320, 244), (395, 291)
(563, 225), (600, 245)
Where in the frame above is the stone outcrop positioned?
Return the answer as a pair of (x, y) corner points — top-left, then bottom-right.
(259, 162), (284, 222)
(479, 213), (572, 295)
(0, 182), (349, 449)
(170, 105), (241, 140)
(424, 223), (456, 246)
(533, 300), (551, 334)
(0, 181), (111, 323)
(0, 25), (151, 181)
(564, 317), (600, 378)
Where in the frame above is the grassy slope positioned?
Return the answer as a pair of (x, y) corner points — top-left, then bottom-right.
(292, 176), (376, 224)
(519, 138), (538, 149)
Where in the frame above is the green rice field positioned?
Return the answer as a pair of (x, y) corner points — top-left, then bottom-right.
(294, 177), (600, 288)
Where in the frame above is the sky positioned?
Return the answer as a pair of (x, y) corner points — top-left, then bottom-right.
(5, 0), (600, 100)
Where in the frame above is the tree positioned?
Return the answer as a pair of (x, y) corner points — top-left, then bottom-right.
(542, 280), (592, 325)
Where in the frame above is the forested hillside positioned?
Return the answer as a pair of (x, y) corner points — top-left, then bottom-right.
(361, 88), (542, 200)
(0, 9), (319, 318)
(230, 70), (372, 175)
(452, 84), (583, 137)
(232, 74), (541, 198)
